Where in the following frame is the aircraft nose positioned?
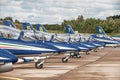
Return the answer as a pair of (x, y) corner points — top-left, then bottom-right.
(10, 54), (18, 63)
(0, 49), (18, 63)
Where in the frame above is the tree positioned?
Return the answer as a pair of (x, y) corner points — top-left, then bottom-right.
(4, 17), (13, 22)
(15, 19), (20, 24)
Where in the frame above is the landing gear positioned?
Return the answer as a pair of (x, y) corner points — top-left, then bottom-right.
(35, 60), (44, 69)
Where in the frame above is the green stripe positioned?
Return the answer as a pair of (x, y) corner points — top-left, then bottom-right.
(0, 42), (30, 48)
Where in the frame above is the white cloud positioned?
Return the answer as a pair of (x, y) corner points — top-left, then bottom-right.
(0, 0), (120, 24)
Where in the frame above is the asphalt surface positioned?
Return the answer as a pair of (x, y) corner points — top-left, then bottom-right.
(0, 47), (120, 80)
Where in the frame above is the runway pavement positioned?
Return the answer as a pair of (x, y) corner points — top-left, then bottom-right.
(0, 47), (120, 80)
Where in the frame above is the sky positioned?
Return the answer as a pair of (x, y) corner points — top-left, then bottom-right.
(0, 0), (120, 24)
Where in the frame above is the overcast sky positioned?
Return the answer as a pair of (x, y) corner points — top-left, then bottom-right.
(0, 0), (120, 24)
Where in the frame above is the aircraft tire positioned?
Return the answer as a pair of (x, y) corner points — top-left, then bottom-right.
(35, 62), (43, 69)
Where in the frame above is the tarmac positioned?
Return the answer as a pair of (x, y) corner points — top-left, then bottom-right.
(0, 47), (120, 80)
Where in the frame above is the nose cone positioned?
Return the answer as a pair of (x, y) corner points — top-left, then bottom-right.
(114, 41), (120, 44)
(0, 49), (18, 63)
(69, 44), (81, 51)
(94, 41), (106, 47)
(72, 43), (90, 51)
(40, 42), (62, 52)
(53, 43), (80, 51)
(81, 42), (97, 49)
(57, 44), (80, 51)
(104, 39), (120, 44)
(99, 42), (106, 46)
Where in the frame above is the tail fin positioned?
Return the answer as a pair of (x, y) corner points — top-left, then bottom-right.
(3, 20), (16, 28)
(65, 25), (75, 34)
(22, 23), (39, 39)
(36, 24), (47, 32)
(96, 26), (106, 35)
(22, 23), (34, 30)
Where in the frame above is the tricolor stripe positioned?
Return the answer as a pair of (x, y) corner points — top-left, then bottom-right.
(0, 42), (55, 51)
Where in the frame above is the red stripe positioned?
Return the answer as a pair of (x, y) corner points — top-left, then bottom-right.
(0, 46), (12, 48)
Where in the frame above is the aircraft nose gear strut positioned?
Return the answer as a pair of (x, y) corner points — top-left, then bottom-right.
(62, 56), (69, 63)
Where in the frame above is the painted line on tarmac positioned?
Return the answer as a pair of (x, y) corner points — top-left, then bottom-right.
(0, 76), (23, 80)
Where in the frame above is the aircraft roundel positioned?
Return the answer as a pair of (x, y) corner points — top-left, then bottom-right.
(27, 26), (31, 30)
(68, 28), (71, 32)
(99, 29), (102, 33)
(39, 27), (43, 32)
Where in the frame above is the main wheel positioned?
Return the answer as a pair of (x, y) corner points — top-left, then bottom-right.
(62, 57), (68, 63)
(35, 62), (43, 69)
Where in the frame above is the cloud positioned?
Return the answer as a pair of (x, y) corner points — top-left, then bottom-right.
(0, 0), (120, 24)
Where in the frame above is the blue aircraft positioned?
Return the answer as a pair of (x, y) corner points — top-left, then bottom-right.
(91, 26), (120, 47)
(96, 26), (120, 41)
(0, 49), (18, 73)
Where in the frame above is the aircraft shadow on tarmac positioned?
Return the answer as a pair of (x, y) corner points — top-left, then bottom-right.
(14, 66), (66, 69)
(14, 67), (35, 69)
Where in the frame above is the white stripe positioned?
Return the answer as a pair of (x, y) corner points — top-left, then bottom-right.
(55, 45), (76, 50)
(0, 57), (9, 60)
(78, 47), (88, 49)
(93, 43), (101, 46)
(85, 44), (94, 47)
(95, 38), (118, 43)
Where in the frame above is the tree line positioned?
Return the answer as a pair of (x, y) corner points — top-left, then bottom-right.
(0, 15), (120, 34)
(61, 15), (120, 34)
